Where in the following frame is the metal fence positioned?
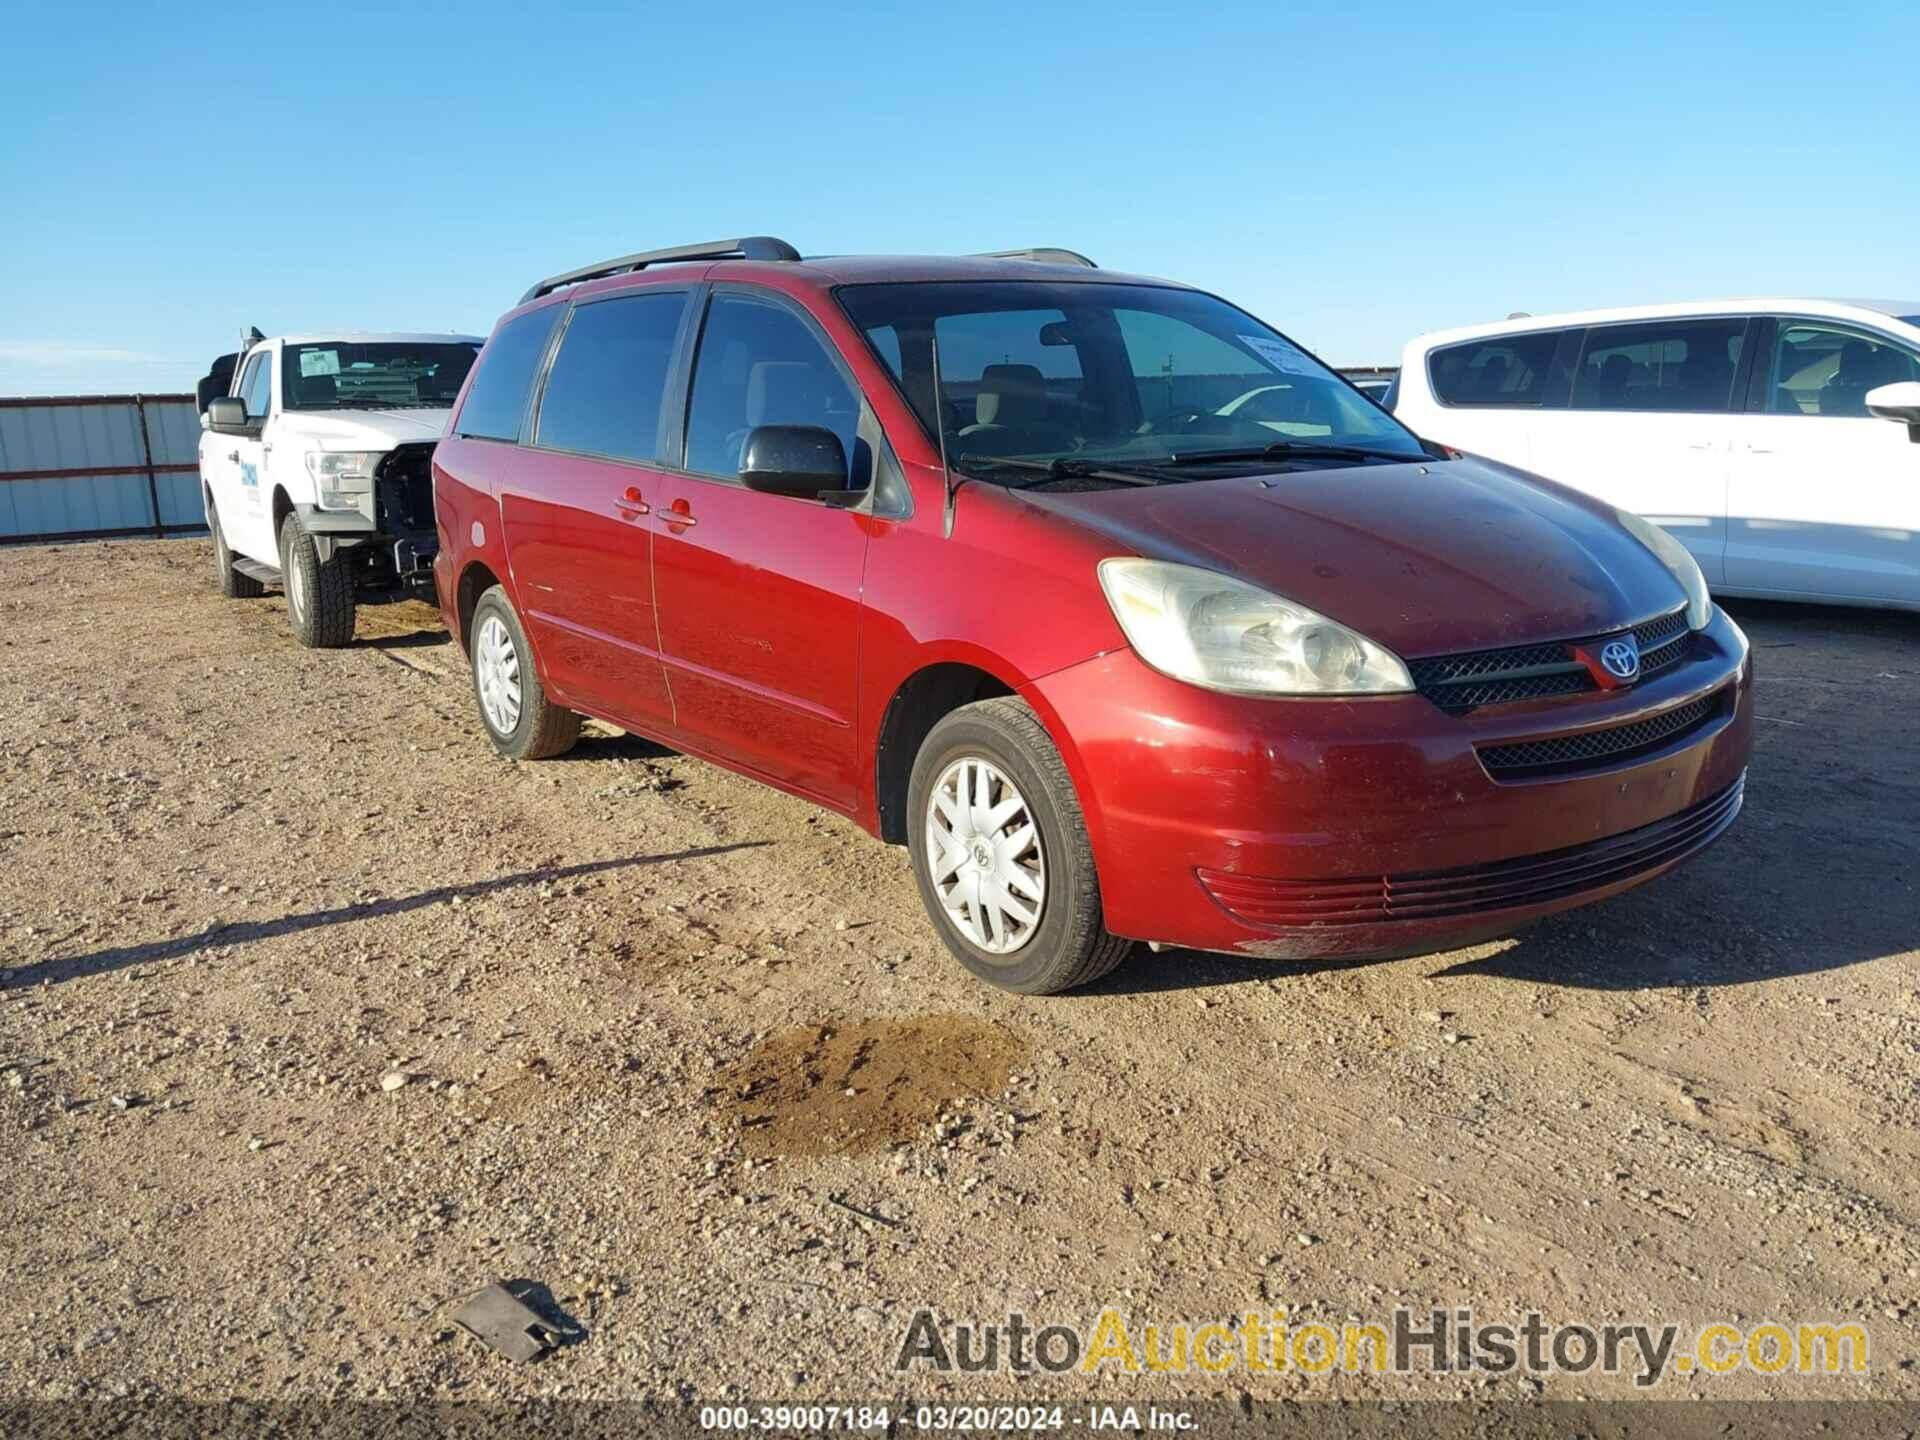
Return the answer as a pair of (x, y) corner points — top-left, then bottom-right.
(0, 394), (207, 545)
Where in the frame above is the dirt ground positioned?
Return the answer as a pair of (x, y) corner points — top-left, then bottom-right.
(1, 537), (1917, 1409)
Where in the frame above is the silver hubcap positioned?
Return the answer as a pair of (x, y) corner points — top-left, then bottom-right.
(475, 614), (522, 736)
(286, 547), (306, 622)
(925, 757), (1045, 956)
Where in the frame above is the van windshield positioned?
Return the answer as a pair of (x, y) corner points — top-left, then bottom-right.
(282, 341), (479, 411)
(836, 282), (1425, 481)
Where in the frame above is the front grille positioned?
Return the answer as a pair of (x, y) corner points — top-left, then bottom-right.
(1409, 607), (1692, 713)
(1477, 691), (1724, 777)
(376, 443), (437, 533)
(1637, 609), (1691, 679)
(1196, 774), (1743, 928)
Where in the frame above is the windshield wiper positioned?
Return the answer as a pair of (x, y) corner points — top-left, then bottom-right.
(959, 455), (1165, 488)
(1162, 440), (1419, 467)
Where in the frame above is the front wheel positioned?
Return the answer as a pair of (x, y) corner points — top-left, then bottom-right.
(907, 698), (1132, 995)
(467, 587), (581, 760)
(278, 512), (355, 648)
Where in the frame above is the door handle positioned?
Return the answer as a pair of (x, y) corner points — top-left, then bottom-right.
(226, 451), (240, 463)
(613, 485), (650, 518)
(663, 498), (698, 529)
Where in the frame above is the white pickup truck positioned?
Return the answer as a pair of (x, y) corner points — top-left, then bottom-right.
(197, 332), (481, 646)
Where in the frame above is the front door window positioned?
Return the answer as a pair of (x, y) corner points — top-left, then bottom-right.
(1765, 322), (1920, 418)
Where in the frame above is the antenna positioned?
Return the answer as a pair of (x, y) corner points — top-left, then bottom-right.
(931, 333), (957, 538)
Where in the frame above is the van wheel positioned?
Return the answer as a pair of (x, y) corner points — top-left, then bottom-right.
(278, 512), (355, 648)
(907, 697), (1131, 995)
(209, 502), (263, 599)
(468, 587), (581, 760)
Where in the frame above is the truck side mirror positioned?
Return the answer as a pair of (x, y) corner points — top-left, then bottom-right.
(739, 425), (849, 499)
(206, 397), (250, 434)
(1866, 382), (1920, 442)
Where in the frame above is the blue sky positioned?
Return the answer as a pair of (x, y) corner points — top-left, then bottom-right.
(2, 0), (1914, 395)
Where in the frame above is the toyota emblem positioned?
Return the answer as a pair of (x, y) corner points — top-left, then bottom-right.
(1599, 637), (1640, 681)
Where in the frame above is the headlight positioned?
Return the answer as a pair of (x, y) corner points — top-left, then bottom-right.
(306, 451), (381, 512)
(1616, 510), (1712, 630)
(1097, 558), (1413, 696)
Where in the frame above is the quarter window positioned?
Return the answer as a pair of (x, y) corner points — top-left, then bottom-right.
(459, 306), (562, 443)
(1428, 331), (1570, 407)
(1571, 319), (1748, 413)
(240, 351), (273, 418)
(1763, 322), (1920, 418)
(684, 295), (861, 486)
(536, 292), (687, 462)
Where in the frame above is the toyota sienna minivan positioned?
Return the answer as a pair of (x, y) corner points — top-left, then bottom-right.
(432, 238), (1754, 994)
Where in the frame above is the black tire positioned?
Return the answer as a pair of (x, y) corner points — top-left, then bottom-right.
(278, 511), (356, 648)
(467, 587), (581, 760)
(907, 697), (1132, 995)
(208, 500), (264, 599)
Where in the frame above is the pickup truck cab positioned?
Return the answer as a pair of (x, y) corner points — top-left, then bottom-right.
(198, 332), (481, 645)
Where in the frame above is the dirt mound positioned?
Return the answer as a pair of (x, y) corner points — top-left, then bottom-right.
(719, 1016), (1027, 1157)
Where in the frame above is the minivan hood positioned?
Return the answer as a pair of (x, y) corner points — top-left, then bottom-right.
(1017, 458), (1689, 658)
(291, 409), (450, 449)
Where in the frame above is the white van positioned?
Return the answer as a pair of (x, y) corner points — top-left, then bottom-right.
(1392, 299), (1920, 611)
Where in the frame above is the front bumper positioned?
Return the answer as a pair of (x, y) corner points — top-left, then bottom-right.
(1023, 607), (1754, 959)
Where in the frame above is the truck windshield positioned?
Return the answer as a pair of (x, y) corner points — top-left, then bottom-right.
(282, 341), (479, 411)
(835, 281), (1426, 481)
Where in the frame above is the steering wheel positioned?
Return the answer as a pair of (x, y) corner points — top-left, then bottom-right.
(1137, 405), (1210, 434)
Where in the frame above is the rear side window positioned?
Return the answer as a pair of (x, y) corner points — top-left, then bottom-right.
(536, 292), (688, 462)
(1571, 318), (1748, 413)
(1428, 331), (1569, 407)
(458, 306), (561, 442)
(684, 295), (860, 484)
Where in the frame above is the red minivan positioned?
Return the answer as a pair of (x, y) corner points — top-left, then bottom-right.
(432, 238), (1753, 994)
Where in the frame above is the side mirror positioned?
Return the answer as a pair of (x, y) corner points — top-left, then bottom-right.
(206, 397), (250, 434)
(739, 425), (849, 498)
(1865, 382), (1920, 439)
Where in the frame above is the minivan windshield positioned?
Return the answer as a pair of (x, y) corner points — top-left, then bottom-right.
(282, 341), (479, 411)
(836, 282), (1426, 482)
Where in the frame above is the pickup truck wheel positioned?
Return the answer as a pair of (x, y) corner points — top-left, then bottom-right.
(209, 502), (263, 599)
(907, 697), (1132, 995)
(278, 512), (355, 648)
(468, 587), (581, 760)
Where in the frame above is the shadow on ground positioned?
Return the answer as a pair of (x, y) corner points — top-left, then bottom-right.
(1, 844), (770, 992)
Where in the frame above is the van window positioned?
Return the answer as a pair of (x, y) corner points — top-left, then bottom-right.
(1571, 318), (1747, 413)
(240, 351), (273, 418)
(458, 306), (562, 443)
(1428, 331), (1569, 407)
(1763, 322), (1920, 418)
(684, 295), (861, 485)
(841, 280), (1426, 471)
(536, 292), (687, 462)
(1116, 308), (1349, 435)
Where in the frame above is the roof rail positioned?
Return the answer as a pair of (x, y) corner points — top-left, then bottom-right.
(520, 236), (801, 304)
(975, 248), (1098, 269)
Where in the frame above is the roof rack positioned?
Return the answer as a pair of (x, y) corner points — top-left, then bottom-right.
(520, 236), (801, 304)
(975, 248), (1098, 269)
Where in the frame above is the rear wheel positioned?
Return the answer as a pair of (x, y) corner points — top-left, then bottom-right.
(208, 501), (263, 599)
(468, 587), (581, 760)
(278, 512), (355, 648)
(907, 697), (1131, 994)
